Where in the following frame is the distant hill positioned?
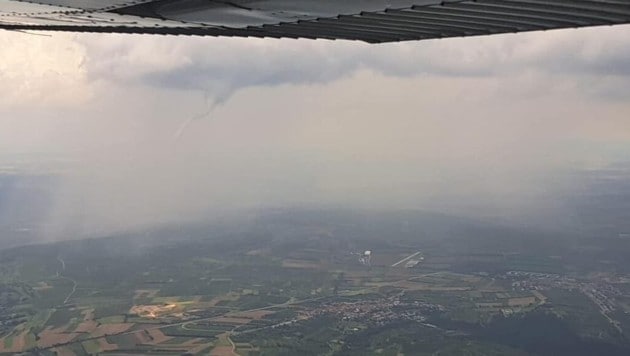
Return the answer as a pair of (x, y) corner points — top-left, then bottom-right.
(0, 174), (57, 249)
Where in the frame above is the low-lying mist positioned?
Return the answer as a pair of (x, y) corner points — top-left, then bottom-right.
(3, 75), (627, 244)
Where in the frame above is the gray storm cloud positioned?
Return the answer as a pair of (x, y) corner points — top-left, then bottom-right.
(1, 25), (629, 240)
(78, 25), (630, 102)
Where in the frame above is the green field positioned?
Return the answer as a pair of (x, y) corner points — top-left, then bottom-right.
(3, 335), (13, 349)
(81, 339), (101, 354)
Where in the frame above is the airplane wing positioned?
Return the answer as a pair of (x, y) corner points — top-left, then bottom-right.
(1, 0), (629, 43)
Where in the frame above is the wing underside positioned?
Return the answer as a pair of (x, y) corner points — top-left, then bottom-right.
(1, 0), (629, 42)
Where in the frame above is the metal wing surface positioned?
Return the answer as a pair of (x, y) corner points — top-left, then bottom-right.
(1, 0), (629, 42)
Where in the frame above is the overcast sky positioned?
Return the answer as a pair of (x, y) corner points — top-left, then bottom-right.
(1, 25), (629, 236)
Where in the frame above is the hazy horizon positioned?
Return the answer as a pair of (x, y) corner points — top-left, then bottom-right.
(1, 24), (629, 241)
